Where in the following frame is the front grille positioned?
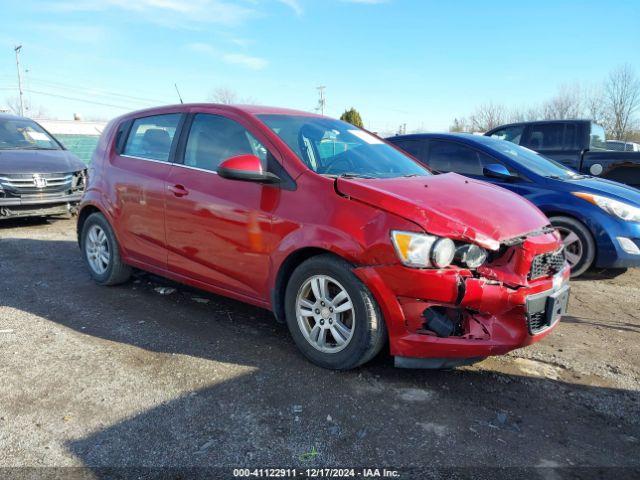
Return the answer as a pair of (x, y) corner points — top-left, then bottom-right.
(0, 172), (80, 196)
(527, 311), (547, 334)
(530, 248), (566, 280)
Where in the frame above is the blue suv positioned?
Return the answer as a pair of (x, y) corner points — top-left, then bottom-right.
(388, 133), (640, 277)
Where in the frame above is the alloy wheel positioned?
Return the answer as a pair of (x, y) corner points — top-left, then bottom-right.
(85, 225), (111, 275)
(296, 275), (355, 353)
(556, 226), (583, 268)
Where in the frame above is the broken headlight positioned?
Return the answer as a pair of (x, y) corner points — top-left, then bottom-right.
(455, 244), (488, 269)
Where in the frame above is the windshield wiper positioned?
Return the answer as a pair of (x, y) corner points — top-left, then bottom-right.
(14, 146), (58, 150)
(325, 172), (376, 179)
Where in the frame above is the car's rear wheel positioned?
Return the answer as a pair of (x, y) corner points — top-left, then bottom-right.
(550, 216), (596, 278)
(81, 212), (132, 285)
(284, 254), (387, 370)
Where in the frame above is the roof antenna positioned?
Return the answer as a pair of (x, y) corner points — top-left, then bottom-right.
(174, 83), (184, 104)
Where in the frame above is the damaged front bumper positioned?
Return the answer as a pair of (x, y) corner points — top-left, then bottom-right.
(354, 233), (570, 368)
(0, 193), (83, 218)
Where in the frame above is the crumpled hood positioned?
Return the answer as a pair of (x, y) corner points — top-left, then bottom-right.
(336, 173), (551, 250)
(0, 149), (85, 174)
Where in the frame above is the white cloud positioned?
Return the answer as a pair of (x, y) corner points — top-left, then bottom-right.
(187, 43), (268, 70)
(46, 0), (257, 28)
(222, 53), (268, 70)
(277, 0), (303, 16)
(341, 0), (388, 3)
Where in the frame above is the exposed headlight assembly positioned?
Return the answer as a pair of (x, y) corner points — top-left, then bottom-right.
(573, 192), (640, 223)
(391, 231), (486, 269)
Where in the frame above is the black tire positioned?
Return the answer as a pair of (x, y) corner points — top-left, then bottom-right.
(284, 254), (387, 370)
(550, 216), (596, 278)
(80, 212), (132, 285)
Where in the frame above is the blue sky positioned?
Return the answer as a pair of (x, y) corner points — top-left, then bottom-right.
(0, 0), (638, 132)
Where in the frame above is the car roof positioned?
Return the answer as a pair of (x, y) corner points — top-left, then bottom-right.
(0, 112), (27, 121)
(117, 103), (323, 121)
(388, 132), (499, 146)
(485, 119), (592, 132)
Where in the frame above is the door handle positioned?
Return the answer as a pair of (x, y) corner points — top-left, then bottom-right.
(168, 184), (189, 197)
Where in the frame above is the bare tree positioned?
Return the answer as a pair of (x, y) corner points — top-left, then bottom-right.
(208, 87), (258, 105)
(604, 64), (640, 140)
(469, 102), (507, 132)
(583, 84), (609, 128)
(209, 87), (238, 105)
(449, 117), (470, 132)
(4, 96), (48, 118)
(541, 83), (583, 120)
(509, 105), (541, 123)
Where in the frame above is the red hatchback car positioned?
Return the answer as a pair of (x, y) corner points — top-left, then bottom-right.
(78, 104), (570, 370)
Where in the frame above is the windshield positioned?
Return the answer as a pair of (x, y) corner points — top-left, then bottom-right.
(0, 118), (61, 150)
(487, 138), (582, 179)
(257, 114), (429, 178)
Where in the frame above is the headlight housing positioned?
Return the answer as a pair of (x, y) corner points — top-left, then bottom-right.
(573, 192), (640, 223)
(391, 231), (486, 269)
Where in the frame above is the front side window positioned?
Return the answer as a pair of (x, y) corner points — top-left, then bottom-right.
(590, 123), (607, 150)
(428, 140), (486, 176)
(0, 118), (60, 150)
(183, 114), (268, 172)
(258, 115), (428, 179)
(391, 139), (424, 161)
(482, 136), (580, 179)
(123, 114), (181, 162)
(490, 125), (524, 144)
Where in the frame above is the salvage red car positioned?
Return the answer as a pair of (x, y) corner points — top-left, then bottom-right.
(78, 104), (570, 370)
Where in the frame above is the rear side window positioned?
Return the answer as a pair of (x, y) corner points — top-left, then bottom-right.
(123, 114), (182, 161)
(525, 123), (578, 151)
(489, 126), (524, 144)
(526, 124), (562, 150)
(183, 114), (268, 172)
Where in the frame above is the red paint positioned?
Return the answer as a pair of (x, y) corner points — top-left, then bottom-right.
(80, 104), (568, 364)
(219, 154), (264, 174)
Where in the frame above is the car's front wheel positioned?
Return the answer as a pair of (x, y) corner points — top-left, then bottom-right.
(550, 215), (596, 278)
(284, 254), (387, 369)
(81, 212), (132, 285)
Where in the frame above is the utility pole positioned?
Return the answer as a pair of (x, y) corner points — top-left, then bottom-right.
(14, 45), (24, 116)
(316, 86), (326, 116)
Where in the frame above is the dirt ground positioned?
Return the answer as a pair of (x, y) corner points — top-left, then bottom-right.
(0, 217), (638, 478)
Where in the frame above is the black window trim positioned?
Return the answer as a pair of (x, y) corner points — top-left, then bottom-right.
(118, 112), (186, 163)
(172, 112), (297, 190)
(427, 138), (530, 181)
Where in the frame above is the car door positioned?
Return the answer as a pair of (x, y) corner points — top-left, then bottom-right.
(164, 111), (279, 300)
(114, 113), (184, 268)
(426, 139), (535, 198)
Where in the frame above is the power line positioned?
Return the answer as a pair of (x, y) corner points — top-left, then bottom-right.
(25, 89), (133, 110)
(27, 77), (170, 105)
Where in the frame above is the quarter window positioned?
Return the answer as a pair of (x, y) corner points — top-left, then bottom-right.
(123, 114), (181, 162)
(184, 114), (268, 172)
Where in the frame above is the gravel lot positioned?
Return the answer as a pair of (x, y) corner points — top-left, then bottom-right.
(1, 217), (639, 478)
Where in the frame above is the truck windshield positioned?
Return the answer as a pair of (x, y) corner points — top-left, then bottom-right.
(0, 118), (61, 150)
(488, 138), (582, 179)
(258, 114), (429, 179)
(590, 124), (607, 150)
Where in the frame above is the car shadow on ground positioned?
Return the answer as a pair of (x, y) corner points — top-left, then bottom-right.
(1, 237), (639, 474)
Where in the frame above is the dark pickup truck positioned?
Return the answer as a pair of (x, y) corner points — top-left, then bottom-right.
(485, 120), (640, 188)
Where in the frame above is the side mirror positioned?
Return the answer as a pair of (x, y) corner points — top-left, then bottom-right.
(483, 163), (516, 181)
(218, 154), (280, 184)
